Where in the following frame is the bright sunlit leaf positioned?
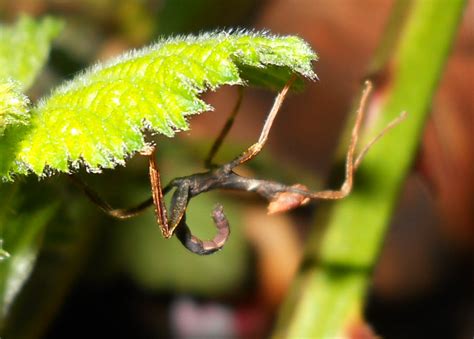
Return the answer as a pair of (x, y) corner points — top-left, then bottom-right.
(1, 31), (317, 180)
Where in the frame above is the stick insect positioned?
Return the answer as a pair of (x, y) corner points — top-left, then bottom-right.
(71, 76), (406, 255)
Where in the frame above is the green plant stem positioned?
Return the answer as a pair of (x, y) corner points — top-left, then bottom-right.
(273, 0), (467, 337)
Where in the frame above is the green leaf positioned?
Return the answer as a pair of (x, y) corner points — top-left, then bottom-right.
(0, 80), (30, 135)
(0, 31), (317, 180)
(0, 16), (63, 180)
(0, 14), (60, 326)
(0, 15), (63, 90)
(0, 183), (59, 327)
(0, 179), (95, 338)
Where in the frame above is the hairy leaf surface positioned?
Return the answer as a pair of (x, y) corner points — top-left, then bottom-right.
(0, 80), (30, 136)
(1, 31), (317, 180)
(0, 16), (62, 137)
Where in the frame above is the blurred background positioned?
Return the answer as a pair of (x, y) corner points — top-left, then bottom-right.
(0, 1), (472, 338)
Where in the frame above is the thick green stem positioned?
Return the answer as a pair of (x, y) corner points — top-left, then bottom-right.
(273, 1), (467, 337)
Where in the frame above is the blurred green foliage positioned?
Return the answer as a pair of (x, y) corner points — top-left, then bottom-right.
(0, 15), (63, 90)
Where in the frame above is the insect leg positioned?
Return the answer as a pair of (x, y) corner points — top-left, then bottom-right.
(69, 174), (154, 218)
(226, 75), (297, 170)
(166, 179), (190, 236)
(204, 87), (244, 169)
(353, 110), (407, 170)
(261, 80), (374, 207)
(297, 80), (374, 200)
(145, 145), (176, 238)
(205, 81), (405, 214)
(265, 81), (406, 212)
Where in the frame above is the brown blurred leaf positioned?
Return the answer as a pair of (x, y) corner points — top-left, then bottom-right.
(419, 18), (474, 249)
